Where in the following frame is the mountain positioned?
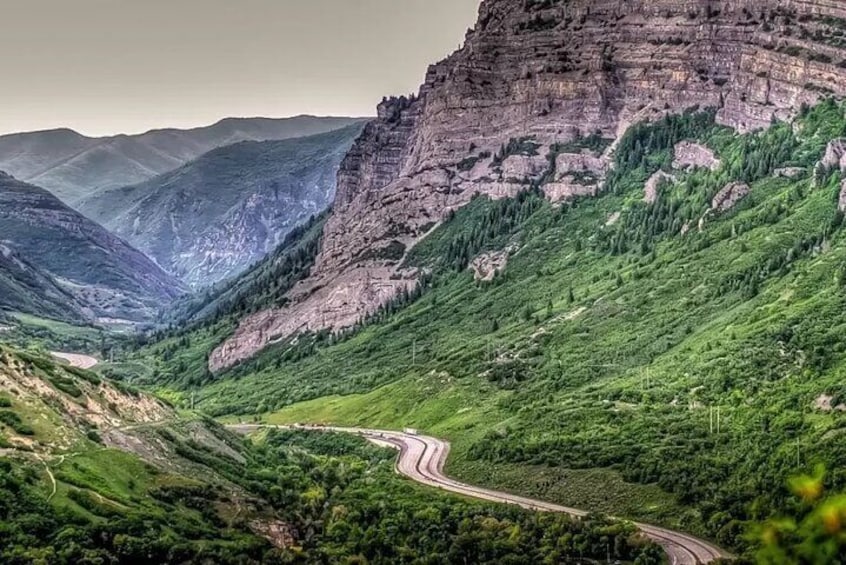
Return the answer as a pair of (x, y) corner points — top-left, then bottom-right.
(78, 124), (365, 288)
(210, 0), (846, 371)
(0, 347), (294, 561)
(138, 97), (846, 558)
(0, 171), (184, 322)
(0, 116), (367, 205)
(118, 0), (846, 559)
(0, 244), (89, 323)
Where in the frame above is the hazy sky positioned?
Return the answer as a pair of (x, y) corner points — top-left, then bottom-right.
(1, 0), (481, 137)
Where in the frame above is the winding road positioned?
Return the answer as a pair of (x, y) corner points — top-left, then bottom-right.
(231, 424), (730, 564)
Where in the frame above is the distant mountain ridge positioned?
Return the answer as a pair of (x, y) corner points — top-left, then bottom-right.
(79, 123), (366, 287)
(0, 171), (184, 322)
(0, 116), (368, 205)
(0, 244), (89, 323)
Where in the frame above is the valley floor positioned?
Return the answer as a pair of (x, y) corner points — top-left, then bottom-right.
(234, 424), (731, 564)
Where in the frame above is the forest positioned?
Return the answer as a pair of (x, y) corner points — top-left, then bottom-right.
(0, 426), (663, 564)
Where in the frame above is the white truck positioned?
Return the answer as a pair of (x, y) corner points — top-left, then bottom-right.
(403, 428), (419, 436)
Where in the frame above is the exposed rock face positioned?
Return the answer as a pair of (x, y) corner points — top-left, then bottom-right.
(814, 394), (846, 412)
(712, 181), (751, 212)
(821, 138), (846, 172)
(644, 171), (676, 204)
(774, 167), (805, 179)
(249, 520), (295, 549)
(545, 152), (610, 202)
(470, 250), (511, 281)
(211, 0), (846, 370)
(673, 141), (721, 171)
(816, 140), (846, 211)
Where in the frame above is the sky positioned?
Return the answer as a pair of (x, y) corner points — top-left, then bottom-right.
(1, 0), (481, 137)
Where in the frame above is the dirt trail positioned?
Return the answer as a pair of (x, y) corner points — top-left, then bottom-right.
(34, 454), (57, 500)
(230, 424), (730, 565)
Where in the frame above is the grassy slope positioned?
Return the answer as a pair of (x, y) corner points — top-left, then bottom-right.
(170, 101), (846, 553)
(0, 348), (662, 564)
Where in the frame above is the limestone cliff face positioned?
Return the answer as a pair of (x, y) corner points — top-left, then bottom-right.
(211, 0), (846, 371)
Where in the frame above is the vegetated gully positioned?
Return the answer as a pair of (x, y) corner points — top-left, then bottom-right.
(229, 425), (730, 565)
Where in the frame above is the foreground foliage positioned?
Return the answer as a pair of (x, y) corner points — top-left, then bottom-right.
(0, 428), (661, 564)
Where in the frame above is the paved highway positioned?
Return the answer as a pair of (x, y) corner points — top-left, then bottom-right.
(229, 424), (730, 564)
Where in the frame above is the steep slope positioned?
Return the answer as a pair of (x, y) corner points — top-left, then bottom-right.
(130, 215), (327, 387)
(211, 0), (846, 371)
(0, 347), (292, 561)
(0, 172), (184, 322)
(0, 116), (366, 205)
(0, 245), (89, 323)
(78, 124), (364, 287)
(148, 100), (846, 559)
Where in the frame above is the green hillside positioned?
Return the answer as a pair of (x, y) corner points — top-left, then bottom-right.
(0, 347), (659, 564)
(133, 100), (846, 558)
(118, 213), (328, 387)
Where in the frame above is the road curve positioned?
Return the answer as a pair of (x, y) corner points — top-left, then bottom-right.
(229, 424), (731, 564)
(51, 352), (99, 370)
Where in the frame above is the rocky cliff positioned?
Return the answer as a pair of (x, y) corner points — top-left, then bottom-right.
(211, 0), (846, 370)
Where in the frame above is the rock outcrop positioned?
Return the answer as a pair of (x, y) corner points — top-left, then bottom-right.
(816, 140), (846, 211)
(470, 249), (512, 282)
(774, 167), (805, 179)
(673, 141), (721, 172)
(545, 152), (610, 202)
(821, 138), (846, 172)
(211, 0), (846, 371)
(712, 181), (751, 213)
(644, 171), (676, 204)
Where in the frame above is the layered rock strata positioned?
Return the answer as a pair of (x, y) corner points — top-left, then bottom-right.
(211, 0), (846, 370)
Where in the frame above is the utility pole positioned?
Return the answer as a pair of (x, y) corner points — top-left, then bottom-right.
(709, 406), (714, 435)
(412, 340), (416, 366)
